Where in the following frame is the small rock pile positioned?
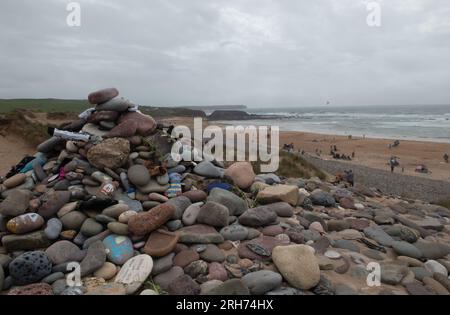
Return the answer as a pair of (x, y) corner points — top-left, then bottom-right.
(1, 88), (450, 295)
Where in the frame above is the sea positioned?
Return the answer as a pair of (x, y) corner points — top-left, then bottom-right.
(215, 104), (450, 143)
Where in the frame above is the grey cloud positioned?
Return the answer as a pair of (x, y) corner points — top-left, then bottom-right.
(0, 0), (449, 107)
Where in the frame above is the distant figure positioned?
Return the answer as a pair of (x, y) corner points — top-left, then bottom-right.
(352, 151), (355, 159)
(334, 145), (338, 152)
(389, 156), (399, 173)
(345, 170), (354, 187)
(444, 153), (449, 163)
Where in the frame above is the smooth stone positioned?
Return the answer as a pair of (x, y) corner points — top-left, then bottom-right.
(94, 262), (118, 280)
(44, 218), (63, 240)
(167, 196), (192, 220)
(153, 266), (184, 291)
(3, 173), (27, 189)
(196, 202), (229, 227)
(405, 282), (434, 295)
(105, 222), (126, 235)
(174, 250), (200, 268)
(103, 234), (134, 265)
(152, 253), (175, 276)
(182, 190), (208, 202)
(363, 226), (395, 247)
(80, 241), (107, 277)
(208, 262), (228, 281)
(413, 240), (450, 259)
(118, 210), (137, 224)
(42, 272), (65, 284)
(333, 239), (360, 253)
(176, 224), (224, 244)
(325, 250), (342, 259)
(424, 260), (448, 276)
(45, 240), (84, 264)
(9, 251), (52, 285)
(140, 289), (158, 295)
(128, 165), (151, 187)
(167, 274), (200, 295)
(207, 188), (248, 216)
(204, 279), (250, 295)
(144, 229), (179, 257)
(137, 180), (169, 194)
(242, 270), (282, 295)
(200, 280), (224, 294)
(238, 206), (278, 227)
(57, 201), (79, 218)
(102, 204), (130, 218)
(95, 96), (133, 112)
(117, 111), (157, 136)
(422, 277), (449, 295)
(114, 254), (153, 294)
(88, 87), (119, 104)
(128, 203), (175, 236)
(2, 231), (51, 252)
(268, 202), (294, 217)
(380, 263), (409, 285)
(6, 213), (44, 234)
(392, 241), (422, 259)
(266, 287), (303, 295)
(199, 244), (225, 263)
(193, 161), (223, 178)
(0, 189), (32, 217)
(310, 189), (336, 207)
(224, 162), (255, 189)
(38, 190), (71, 219)
(220, 224), (249, 241)
(149, 193), (169, 203)
(397, 256), (423, 267)
(182, 202), (203, 226)
(80, 218), (104, 237)
(60, 211), (87, 231)
(272, 245), (320, 290)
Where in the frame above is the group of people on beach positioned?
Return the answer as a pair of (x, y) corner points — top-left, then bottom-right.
(330, 145), (354, 161)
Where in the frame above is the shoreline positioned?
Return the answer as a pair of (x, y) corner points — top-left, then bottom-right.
(159, 117), (450, 182)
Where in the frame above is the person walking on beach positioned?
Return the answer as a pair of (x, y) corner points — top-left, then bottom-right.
(444, 153), (449, 163)
(389, 156), (398, 173)
(345, 170), (354, 187)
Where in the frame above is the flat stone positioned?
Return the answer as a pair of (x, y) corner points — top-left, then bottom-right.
(204, 279), (250, 295)
(414, 240), (450, 259)
(242, 270), (282, 295)
(3, 173), (27, 189)
(238, 235), (287, 261)
(207, 188), (248, 216)
(194, 161), (223, 178)
(45, 240), (84, 265)
(80, 241), (106, 277)
(257, 185), (299, 206)
(2, 231), (51, 252)
(80, 218), (104, 237)
(199, 244), (225, 263)
(152, 253), (175, 276)
(88, 87), (119, 104)
(182, 202), (203, 226)
(363, 226), (395, 247)
(60, 211), (87, 231)
(103, 234), (134, 265)
(167, 196), (192, 220)
(182, 190), (207, 203)
(220, 224), (249, 241)
(176, 224), (224, 244)
(310, 189), (336, 207)
(0, 189), (32, 217)
(197, 202), (229, 227)
(424, 260), (448, 276)
(94, 262), (118, 280)
(38, 190), (71, 219)
(127, 165), (150, 187)
(153, 266), (184, 291)
(392, 241), (422, 259)
(174, 250), (199, 268)
(380, 263), (409, 285)
(114, 254), (153, 294)
(208, 262), (228, 281)
(238, 206), (278, 227)
(144, 229), (179, 257)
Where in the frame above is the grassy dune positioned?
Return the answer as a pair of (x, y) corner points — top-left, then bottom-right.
(0, 99), (90, 113)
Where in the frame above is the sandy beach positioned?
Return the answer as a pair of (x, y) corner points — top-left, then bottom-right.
(279, 131), (450, 182)
(158, 117), (450, 182)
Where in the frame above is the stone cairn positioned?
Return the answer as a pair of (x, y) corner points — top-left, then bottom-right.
(1, 88), (450, 295)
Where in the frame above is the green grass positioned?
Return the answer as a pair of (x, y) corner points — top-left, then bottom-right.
(274, 150), (327, 180)
(0, 99), (90, 113)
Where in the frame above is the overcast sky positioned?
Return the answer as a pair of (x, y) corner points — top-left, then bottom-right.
(1, 0), (449, 107)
